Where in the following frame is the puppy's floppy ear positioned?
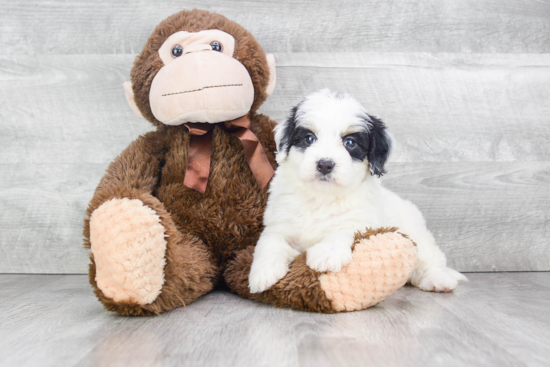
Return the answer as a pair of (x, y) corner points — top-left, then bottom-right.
(274, 103), (300, 160)
(367, 115), (392, 177)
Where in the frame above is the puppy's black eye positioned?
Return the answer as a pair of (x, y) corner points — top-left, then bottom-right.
(171, 45), (184, 58)
(210, 41), (223, 52)
(343, 137), (357, 148)
(305, 134), (317, 145)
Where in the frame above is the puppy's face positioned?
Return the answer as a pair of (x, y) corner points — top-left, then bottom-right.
(275, 90), (391, 191)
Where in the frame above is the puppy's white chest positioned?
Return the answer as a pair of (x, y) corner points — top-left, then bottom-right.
(271, 194), (375, 251)
(297, 211), (348, 249)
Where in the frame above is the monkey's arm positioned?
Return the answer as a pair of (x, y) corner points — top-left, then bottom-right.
(83, 130), (166, 247)
(93, 131), (165, 202)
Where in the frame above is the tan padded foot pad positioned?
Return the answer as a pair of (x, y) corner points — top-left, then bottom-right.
(320, 231), (417, 312)
(90, 198), (167, 305)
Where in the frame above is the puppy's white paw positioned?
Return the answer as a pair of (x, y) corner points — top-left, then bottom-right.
(306, 243), (352, 273)
(414, 267), (468, 293)
(248, 259), (289, 294)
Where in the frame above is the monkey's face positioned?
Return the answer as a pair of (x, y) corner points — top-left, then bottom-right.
(126, 10), (276, 127)
(149, 30), (254, 125)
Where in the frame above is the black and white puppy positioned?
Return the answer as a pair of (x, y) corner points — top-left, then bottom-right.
(249, 89), (467, 293)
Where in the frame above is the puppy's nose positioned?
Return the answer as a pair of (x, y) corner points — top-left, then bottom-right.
(317, 159), (335, 175)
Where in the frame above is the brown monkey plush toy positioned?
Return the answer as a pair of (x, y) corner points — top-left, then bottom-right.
(83, 9), (417, 316)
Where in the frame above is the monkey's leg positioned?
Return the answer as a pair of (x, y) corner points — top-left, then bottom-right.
(224, 228), (417, 313)
(84, 131), (217, 315)
(89, 192), (218, 316)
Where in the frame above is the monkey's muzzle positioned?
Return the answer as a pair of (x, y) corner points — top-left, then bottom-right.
(149, 50), (254, 126)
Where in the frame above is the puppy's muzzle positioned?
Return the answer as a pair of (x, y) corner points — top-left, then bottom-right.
(317, 159), (335, 175)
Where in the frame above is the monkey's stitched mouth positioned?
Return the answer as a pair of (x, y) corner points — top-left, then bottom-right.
(162, 84), (243, 97)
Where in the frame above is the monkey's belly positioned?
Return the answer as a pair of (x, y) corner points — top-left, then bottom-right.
(154, 124), (273, 265)
(155, 178), (267, 266)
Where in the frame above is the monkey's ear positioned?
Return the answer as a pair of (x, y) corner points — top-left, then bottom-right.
(123, 81), (145, 119)
(265, 54), (276, 96)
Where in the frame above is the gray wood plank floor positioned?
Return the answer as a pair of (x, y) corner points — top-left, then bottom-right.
(0, 273), (549, 367)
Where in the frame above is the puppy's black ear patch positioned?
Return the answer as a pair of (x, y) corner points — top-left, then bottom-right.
(366, 115), (392, 177)
(277, 102), (301, 154)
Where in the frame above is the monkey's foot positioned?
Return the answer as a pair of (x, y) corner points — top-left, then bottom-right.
(319, 229), (417, 311)
(225, 227), (418, 313)
(87, 192), (218, 316)
(90, 198), (168, 306)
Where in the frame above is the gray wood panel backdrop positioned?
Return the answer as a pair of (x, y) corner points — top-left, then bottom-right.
(1, 0), (549, 273)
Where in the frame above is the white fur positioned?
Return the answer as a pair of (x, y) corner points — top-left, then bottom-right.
(248, 89), (467, 294)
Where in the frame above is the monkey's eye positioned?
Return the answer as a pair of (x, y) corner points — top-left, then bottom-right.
(210, 41), (223, 52)
(171, 45), (184, 58)
(305, 134), (317, 145)
(343, 137), (357, 148)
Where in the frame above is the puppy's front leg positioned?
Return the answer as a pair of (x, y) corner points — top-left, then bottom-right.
(306, 231), (355, 272)
(249, 231), (300, 293)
